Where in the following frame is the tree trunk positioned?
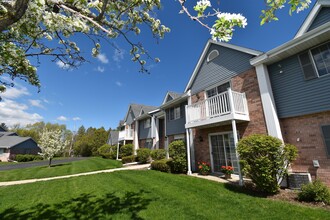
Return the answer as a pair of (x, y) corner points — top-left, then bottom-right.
(0, 0), (30, 32)
(48, 158), (52, 167)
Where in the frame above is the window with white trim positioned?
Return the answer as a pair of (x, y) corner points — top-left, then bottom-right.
(169, 106), (181, 120)
(145, 139), (153, 149)
(206, 82), (230, 98)
(207, 50), (219, 62)
(321, 125), (330, 157)
(299, 42), (330, 80)
(144, 118), (151, 128)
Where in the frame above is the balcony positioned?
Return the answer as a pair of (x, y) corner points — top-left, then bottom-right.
(118, 128), (134, 141)
(185, 89), (249, 129)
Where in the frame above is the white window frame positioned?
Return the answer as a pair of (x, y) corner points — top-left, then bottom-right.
(207, 50), (219, 62)
(144, 118), (151, 128)
(299, 41), (330, 80)
(169, 106), (181, 121)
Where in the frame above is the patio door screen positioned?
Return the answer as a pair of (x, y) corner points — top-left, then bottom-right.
(210, 133), (239, 174)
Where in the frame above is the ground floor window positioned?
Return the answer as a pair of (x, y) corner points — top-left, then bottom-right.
(209, 133), (239, 174)
(321, 125), (330, 157)
(144, 139), (153, 149)
(0, 148), (4, 155)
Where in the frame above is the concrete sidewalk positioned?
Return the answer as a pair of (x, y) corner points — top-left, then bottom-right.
(0, 164), (150, 187)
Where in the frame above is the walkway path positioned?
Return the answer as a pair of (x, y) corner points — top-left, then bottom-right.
(0, 157), (87, 171)
(0, 164), (150, 187)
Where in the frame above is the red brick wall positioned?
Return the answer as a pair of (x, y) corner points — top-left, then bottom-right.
(191, 68), (268, 169)
(280, 111), (330, 186)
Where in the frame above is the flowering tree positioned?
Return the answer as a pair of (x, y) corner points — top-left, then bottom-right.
(0, 0), (311, 95)
(39, 128), (68, 167)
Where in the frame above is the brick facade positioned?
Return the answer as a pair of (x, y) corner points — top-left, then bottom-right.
(280, 111), (330, 186)
(191, 68), (268, 170)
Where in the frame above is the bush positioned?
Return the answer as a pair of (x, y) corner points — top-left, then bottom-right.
(150, 149), (166, 160)
(122, 155), (137, 164)
(169, 140), (187, 173)
(97, 144), (117, 159)
(151, 159), (172, 173)
(298, 179), (330, 204)
(136, 148), (151, 164)
(237, 134), (298, 194)
(120, 144), (134, 157)
(15, 154), (43, 162)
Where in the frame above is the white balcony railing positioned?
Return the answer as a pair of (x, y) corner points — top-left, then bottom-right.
(118, 128), (134, 141)
(185, 88), (249, 128)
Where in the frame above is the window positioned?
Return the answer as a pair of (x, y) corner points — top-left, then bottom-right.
(207, 50), (219, 62)
(206, 82), (230, 98)
(145, 139), (153, 149)
(299, 42), (330, 80)
(144, 118), (151, 128)
(321, 125), (330, 157)
(169, 106), (181, 120)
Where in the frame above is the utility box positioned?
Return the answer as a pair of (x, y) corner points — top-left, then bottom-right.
(288, 173), (312, 189)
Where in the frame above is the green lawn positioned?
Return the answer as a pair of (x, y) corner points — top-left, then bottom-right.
(0, 170), (328, 219)
(0, 157), (122, 181)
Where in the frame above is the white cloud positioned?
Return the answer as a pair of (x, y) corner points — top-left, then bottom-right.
(96, 53), (109, 64)
(113, 48), (125, 62)
(56, 60), (71, 69)
(57, 116), (68, 121)
(43, 99), (50, 104)
(0, 99), (43, 127)
(116, 81), (122, 87)
(73, 117), (81, 121)
(96, 66), (105, 73)
(1, 85), (30, 99)
(28, 99), (45, 109)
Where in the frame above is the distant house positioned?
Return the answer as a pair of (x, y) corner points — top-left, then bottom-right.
(160, 91), (188, 146)
(135, 106), (163, 150)
(0, 131), (40, 162)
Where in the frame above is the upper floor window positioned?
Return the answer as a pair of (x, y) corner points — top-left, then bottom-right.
(207, 50), (219, 62)
(169, 106), (181, 120)
(299, 42), (330, 80)
(206, 82), (230, 98)
(144, 118), (151, 128)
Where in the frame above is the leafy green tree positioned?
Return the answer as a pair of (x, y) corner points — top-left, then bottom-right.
(237, 134), (298, 194)
(0, 0), (310, 95)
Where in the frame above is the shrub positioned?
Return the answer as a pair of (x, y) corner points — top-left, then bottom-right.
(122, 155), (137, 164)
(136, 148), (151, 164)
(97, 144), (117, 159)
(237, 134), (298, 194)
(150, 149), (166, 160)
(298, 179), (330, 204)
(151, 159), (172, 173)
(120, 144), (133, 157)
(169, 140), (187, 173)
(15, 154), (43, 162)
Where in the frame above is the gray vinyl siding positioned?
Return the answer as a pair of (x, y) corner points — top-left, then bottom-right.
(139, 119), (151, 139)
(165, 102), (187, 136)
(307, 7), (330, 32)
(126, 110), (135, 125)
(190, 44), (255, 94)
(10, 139), (40, 155)
(268, 54), (330, 118)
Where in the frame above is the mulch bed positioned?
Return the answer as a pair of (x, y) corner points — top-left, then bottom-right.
(267, 188), (330, 210)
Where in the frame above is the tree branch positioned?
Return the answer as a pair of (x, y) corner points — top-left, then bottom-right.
(0, 0), (30, 32)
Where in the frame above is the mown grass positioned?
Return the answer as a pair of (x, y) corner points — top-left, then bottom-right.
(0, 157), (122, 181)
(0, 170), (328, 219)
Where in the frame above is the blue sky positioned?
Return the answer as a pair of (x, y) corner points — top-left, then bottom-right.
(0, 0), (315, 131)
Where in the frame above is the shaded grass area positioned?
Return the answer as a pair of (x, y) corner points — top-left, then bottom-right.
(0, 170), (328, 219)
(0, 157), (122, 181)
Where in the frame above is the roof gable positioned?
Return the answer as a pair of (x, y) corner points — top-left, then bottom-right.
(184, 40), (262, 93)
(295, 0), (330, 38)
(162, 91), (183, 104)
